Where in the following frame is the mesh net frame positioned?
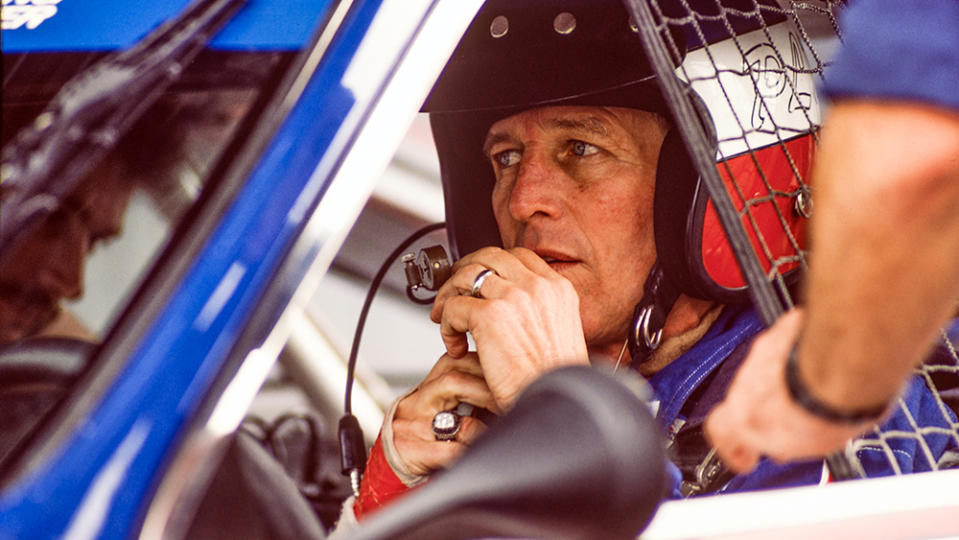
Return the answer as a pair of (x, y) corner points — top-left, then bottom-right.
(627, 0), (959, 484)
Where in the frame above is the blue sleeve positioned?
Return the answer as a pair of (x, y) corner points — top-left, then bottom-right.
(822, 0), (959, 111)
(855, 375), (959, 475)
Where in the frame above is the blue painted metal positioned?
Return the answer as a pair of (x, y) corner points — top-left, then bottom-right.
(2, 0), (325, 52)
(0, 0), (420, 537)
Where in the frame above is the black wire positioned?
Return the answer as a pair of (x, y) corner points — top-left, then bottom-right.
(344, 222), (446, 414)
(405, 285), (437, 305)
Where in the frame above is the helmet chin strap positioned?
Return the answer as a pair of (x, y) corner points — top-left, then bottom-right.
(628, 260), (680, 365)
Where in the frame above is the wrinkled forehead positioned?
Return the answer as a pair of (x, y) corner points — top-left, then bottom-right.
(483, 105), (670, 154)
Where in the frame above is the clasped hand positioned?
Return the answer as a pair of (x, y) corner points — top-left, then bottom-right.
(392, 247), (589, 476)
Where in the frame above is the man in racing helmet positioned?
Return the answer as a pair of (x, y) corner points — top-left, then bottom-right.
(337, 0), (958, 526)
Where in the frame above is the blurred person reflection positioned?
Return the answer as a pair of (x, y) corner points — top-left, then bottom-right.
(0, 158), (134, 345)
(0, 90), (238, 347)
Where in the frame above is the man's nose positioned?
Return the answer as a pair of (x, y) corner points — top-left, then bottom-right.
(507, 151), (563, 222)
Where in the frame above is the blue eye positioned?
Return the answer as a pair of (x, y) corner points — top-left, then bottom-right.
(571, 140), (598, 156)
(494, 149), (521, 167)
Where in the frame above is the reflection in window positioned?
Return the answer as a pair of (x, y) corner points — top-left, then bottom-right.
(1, 90), (256, 345)
(0, 48), (286, 466)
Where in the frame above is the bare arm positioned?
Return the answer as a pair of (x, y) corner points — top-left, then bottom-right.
(797, 100), (959, 410)
(706, 100), (959, 471)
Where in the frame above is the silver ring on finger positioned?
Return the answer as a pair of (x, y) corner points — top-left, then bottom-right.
(471, 268), (495, 298)
(432, 410), (461, 441)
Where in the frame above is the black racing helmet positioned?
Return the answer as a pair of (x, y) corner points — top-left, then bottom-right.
(422, 0), (819, 358)
(424, 0), (683, 259)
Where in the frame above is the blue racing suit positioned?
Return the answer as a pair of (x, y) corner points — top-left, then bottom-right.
(822, 0), (959, 112)
(648, 306), (959, 497)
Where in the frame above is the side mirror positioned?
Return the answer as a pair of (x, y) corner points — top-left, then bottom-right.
(353, 365), (667, 540)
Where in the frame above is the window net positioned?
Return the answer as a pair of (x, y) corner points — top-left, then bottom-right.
(629, 0), (959, 484)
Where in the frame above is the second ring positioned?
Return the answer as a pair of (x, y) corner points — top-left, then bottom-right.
(432, 410), (461, 441)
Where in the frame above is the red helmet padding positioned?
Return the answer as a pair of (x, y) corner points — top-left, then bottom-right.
(700, 134), (814, 290)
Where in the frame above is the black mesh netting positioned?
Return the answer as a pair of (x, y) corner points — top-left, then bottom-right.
(631, 0), (959, 482)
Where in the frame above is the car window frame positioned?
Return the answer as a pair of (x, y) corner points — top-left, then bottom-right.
(0, 1), (481, 538)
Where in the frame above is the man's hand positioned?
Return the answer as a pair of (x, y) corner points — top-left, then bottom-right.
(390, 247), (588, 477)
(705, 309), (876, 473)
(430, 246), (589, 409)
(392, 353), (502, 476)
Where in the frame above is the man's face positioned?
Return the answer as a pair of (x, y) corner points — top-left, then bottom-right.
(0, 160), (133, 345)
(485, 105), (668, 355)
